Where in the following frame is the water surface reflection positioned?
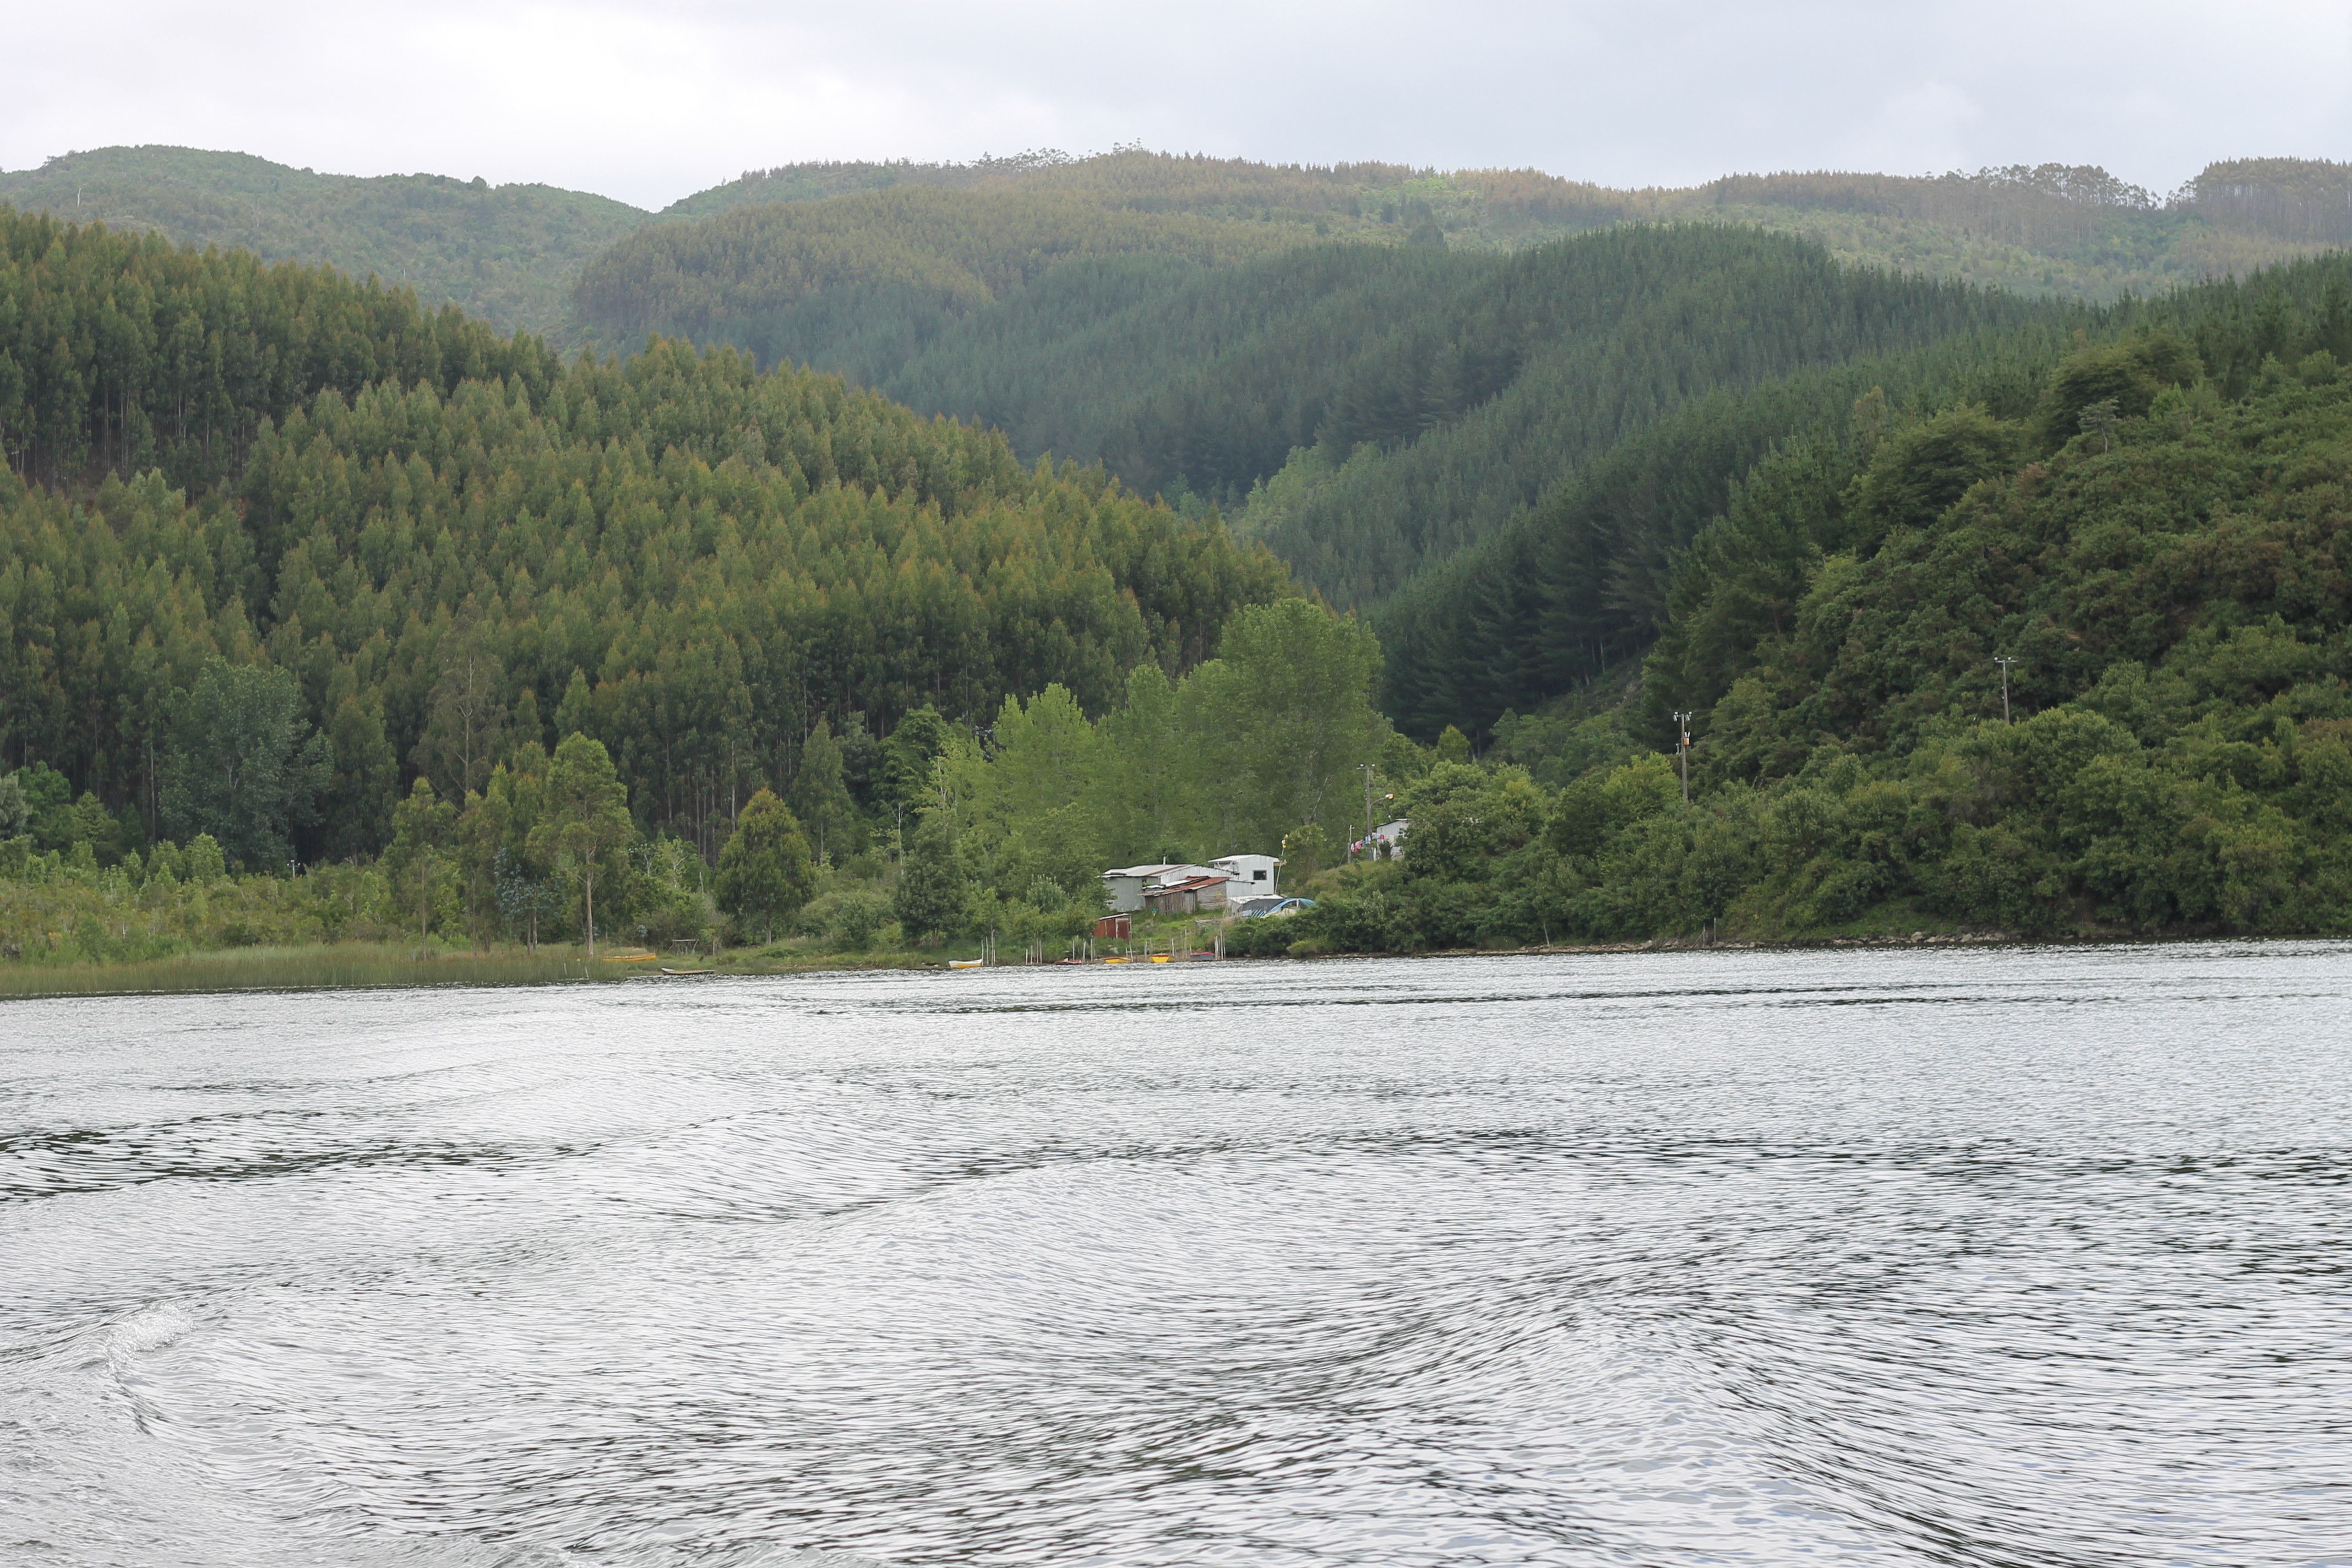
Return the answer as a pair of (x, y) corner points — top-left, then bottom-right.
(3, 944), (2348, 1565)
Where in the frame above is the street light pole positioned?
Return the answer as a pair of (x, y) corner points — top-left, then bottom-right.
(1671, 711), (1693, 802)
(1992, 657), (2017, 724)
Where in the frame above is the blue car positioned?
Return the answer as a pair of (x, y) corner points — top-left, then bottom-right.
(1233, 896), (1316, 918)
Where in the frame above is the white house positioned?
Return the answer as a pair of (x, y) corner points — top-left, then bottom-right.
(1210, 853), (1281, 903)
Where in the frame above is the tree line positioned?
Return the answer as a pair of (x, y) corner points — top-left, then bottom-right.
(1, 595), (1387, 965)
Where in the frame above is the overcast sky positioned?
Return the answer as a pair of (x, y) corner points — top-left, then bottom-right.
(7, 1), (2348, 210)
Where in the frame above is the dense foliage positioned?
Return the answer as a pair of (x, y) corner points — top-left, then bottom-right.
(930, 597), (1387, 901)
(1376, 253), (2352, 739)
(0, 206), (558, 489)
(1255, 305), (2352, 951)
(0, 210), (1291, 878)
(606, 226), (2065, 613)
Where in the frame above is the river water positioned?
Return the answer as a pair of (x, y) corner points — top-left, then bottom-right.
(2, 944), (2348, 1566)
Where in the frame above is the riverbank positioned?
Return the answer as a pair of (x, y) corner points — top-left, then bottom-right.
(0, 921), (2217, 999)
(0, 940), (951, 999)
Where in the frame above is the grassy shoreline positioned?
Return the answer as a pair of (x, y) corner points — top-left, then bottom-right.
(0, 940), (952, 999)
(1, 924), (2293, 1000)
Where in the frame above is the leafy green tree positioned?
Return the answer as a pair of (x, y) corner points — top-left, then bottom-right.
(384, 778), (458, 949)
(319, 679), (398, 863)
(413, 636), (509, 802)
(159, 660), (331, 871)
(880, 705), (955, 830)
(1846, 403), (2023, 551)
(14, 764), (73, 851)
(68, 793), (126, 865)
(1096, 663), (1191, 860)
(714, 787), (815, 943)
(0, 770), (25, 838)
(183, 834), (227, 883)
(553, 669), (596, 747)
(484, 747), (558, 949)
(1202, 600), (1385, 849)
(530, 732), (634, 956)
(971, 684), (1103, 895)
(893, 811), (971, 941)
(454, 783), (507, 948)
(789, 718), (857, 864)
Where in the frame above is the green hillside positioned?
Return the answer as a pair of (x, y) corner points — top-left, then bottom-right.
(1373, 253), (2352, 744)
(0, 208), (1287, 870)
(588, 153), (2338, 349)
(572, 154), (2342, 628)
(0, 146), (654, 336)
(844, 228), (2066, 607)
(10, 197), (2352, 962)
(1214, 260), (2352, 954)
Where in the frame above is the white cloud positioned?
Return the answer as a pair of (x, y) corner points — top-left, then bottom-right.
(3, 1), (2346, 209)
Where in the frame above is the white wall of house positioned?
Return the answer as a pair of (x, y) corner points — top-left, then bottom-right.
(1210, 854), (1281, 903)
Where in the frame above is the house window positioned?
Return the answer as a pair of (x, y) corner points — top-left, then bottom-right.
(1253, 869), (1266, 880)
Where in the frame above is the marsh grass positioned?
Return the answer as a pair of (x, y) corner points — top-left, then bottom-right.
(0, 943), (639, 999)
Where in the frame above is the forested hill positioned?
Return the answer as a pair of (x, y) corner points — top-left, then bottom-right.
(784, 227), (2071, 608)
(0, 146), (652, 336)
(0, 209), (1288, 865)
(1378, 251), (2352, 741)
(1264, 287), (2352, 952)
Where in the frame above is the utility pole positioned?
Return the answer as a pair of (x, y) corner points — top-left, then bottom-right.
(1672, 712), (1693, 802)
(1993, 657), (2017, 724)
(1362, 763), (1375, 861)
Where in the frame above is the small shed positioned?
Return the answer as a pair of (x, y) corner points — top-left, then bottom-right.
(1142, 875), (1228, 915)
(1101, 863), (1182, 912)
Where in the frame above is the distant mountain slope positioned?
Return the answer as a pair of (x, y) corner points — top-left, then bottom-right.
(601, 222), (2063, 609)
(0, 146), (653, 336)
(1692, 164), (2339, 301)
(9, 146), (2339, 352)
(841, 228), (2062, 607)
(629, 152), (2339, 319)
(572, 186), (1326, 345)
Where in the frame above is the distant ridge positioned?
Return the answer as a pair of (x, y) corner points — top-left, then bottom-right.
(5, 145), (2346, 349)
(0, 145), (654, 337)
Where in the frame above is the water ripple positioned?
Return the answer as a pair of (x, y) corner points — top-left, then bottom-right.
(2, 943), (2349, 1565)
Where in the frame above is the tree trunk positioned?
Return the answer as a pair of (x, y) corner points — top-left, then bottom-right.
(584, 874), (596, 959)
